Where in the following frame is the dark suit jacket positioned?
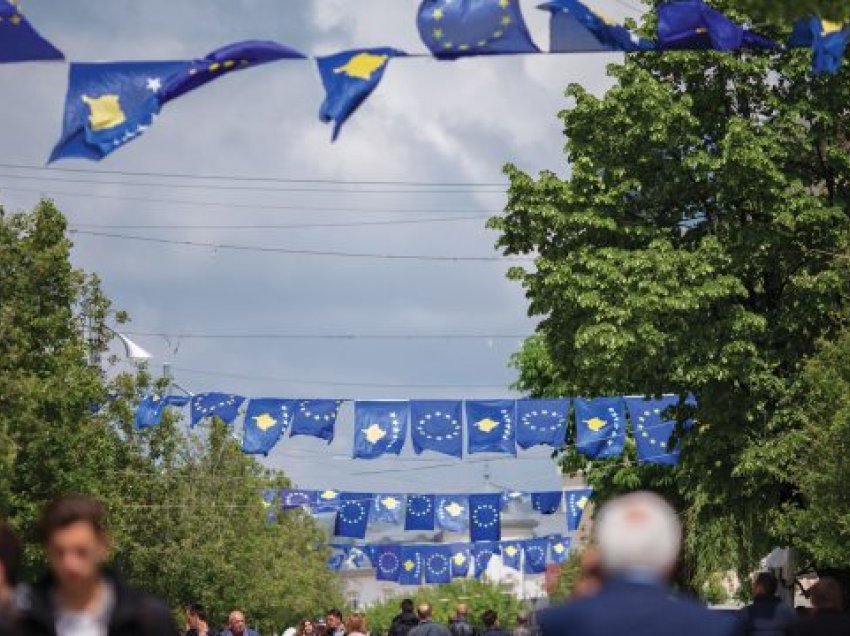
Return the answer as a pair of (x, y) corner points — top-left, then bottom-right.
(538, 577), (742, 636)
(786, 612), (850, 636)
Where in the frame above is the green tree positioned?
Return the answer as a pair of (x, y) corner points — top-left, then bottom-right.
(490, 0), (850, 590)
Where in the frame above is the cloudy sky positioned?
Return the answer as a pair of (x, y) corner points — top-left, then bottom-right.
(0, 0), (635, 500)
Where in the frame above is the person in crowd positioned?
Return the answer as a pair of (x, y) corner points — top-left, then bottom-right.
(298, 618), (319, 636)
(326, 610), (345, 636)
(480, 610), (508, 636)
(740, 572), (796, 635)
(409, 603), (450, 636)
(19, 494), (178, 636)
(222, 610), (258, 636)
(0, 521), (22, 636)
(390, 599), (419, 636)
(448, 604), (473, 636)
(537, 491), (741, 636)
(186, 602), (217, 636)
(345, 613), (368, 636)
(511, 612), (535, 636)
(787, 577), (850, 636)
(572, 547), (604, 600)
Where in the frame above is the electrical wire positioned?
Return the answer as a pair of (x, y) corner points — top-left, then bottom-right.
(121, 330), (529, 341)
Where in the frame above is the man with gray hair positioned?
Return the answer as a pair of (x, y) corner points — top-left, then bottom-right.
(538, 491), (742, 636)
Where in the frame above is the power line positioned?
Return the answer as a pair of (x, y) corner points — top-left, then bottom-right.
(68, 215), (489, 230)
(69, 229), (531, 263)
(121, 330), (529, 341)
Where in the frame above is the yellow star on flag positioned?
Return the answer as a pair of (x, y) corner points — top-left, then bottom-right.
(445, 502), (464, 517)
(253, 412), (278, 431)
(433, 7), (444, 20)
(476, 418), (499, 433)
(586, 417), (607, 432)
(81, 94), (127, 131)
(334, 52), (388, 81)
(363, 423), (388, 444)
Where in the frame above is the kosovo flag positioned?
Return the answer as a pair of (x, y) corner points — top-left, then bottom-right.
(789, 16), (850, 75)
(624, 395), (686, 465)
(450, 544), (471, 578)
(523, 538), (549, 574)
(405, 494), (436, 531)
(334, 492), (374, 539)
(540, 0), (654, 53)
(262, 488), (279, 524)
(574, 397), (626, 459)
(399, 546), (424, 586)
(469, 493), (502, 542)
(158, 40), (305, 103)
(354, 401), (409, 459)
(411, 400), (464, 458)
(422, 545), (453, 584)
(281, 489), (317, 510)
(516, 399), (570, 449)
(327, 544), (349, 571)
(500, 541), (522, 569)
(471, 542), (500, 579)
(314, 489), (342, 513)
(134, 394), (166, 429)
(370, 544), (403, 581)
(531, 491), (563, 515)
(657, 1), (778, 51)
(0, 0), (63, 63)
(436, 495), (469, 532)
(242, 399), (294, 455)
(317, 47), (405, 141)
(566, 488), (593, 531)
(549, 535), (571, 564)
(417, 0), (540, 59)
(191, 392), (245, 427)
(372, 494), (405, 525)
(466, 400), (517, 455)
(290, 399), (342, 442)
(348, 546), (369, 569)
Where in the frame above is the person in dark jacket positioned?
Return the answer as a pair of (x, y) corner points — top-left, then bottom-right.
(408, 604), (450, 636)
(449, 604), (474, 636)
(740, 572), (797, 635)
(19, 494), (178, 636)
(389, 599), (419, 636)
(480, 610), (509, 636)
(186, 602), (218, 636)
(787, 577), (850, 636)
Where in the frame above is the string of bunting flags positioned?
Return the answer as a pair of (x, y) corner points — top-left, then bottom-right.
(135, 393), (695, 464)
(2, 0), (848, 157)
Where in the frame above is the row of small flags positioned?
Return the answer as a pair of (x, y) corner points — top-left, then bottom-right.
(263, 487), (593, 541)
(136, 392), (694, 464)
(326, 535), (572, 584)
(1, 0), (847, 157)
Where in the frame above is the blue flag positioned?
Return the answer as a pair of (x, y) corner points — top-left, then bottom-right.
(625, 395), (686, 465)
(466, 400), (517, 455)
(348, 546), (369, 569)
(405, 495), (436, 531)
(469, 493), (502, 542)
(410, 400), (464, 458)
(399, 546), (424, 586)
(789, 16), (850, 75)
(134, 394), (167, 429)
(531, 491), (563, 515)
(436, 495), (469, 532)
(317, 47), (405, 141)
(327, 544), (349, 571)
(417, 0), (540, 59)
(450, 544), (471, 578)
(516, 399), (570, 449)
(372, 494), (405, 525)
(549, 535), (571, 564)
(657, 1), (778, 51)
(566, 488), (593, 531)
(422, 545), (453, 584)
(354, 401), (409, 459)
(500, 541), (523, 569)
(191, 392), (245, 427)
(523, 538), (549, 574)
(281, 489), (317, 510)
(242, 399), (294, 455)
(314, 489), (342, 513)
(574, 397), (626, 459)
(290, 399), (342, 442)
(370, 544), (403, 581)
(262, 488), (279, 524)
(50, 60), (191, 162)
(334, 492), (374, 539)
(471, 542), (500, 579)
(0, 0), (63, 63)
(540, 0), (654, 53)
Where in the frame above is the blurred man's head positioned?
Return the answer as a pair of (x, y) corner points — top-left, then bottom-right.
(516, 612), (529, 626)
(229, 610), (247, 635)
(327, 609), (343, 630)
(0, 521), (21, 604)
(416, 603), (433, 621)
(401, 598), (414, 614)
(456, 603), (469, 618)
(482, 610), (498, 629)
(187, 602), (208, 628)
(36, 495), (109, 591)
(595, 492), (681, 580)
(811, 577), (843, 613)
(753, 572), (778, 598)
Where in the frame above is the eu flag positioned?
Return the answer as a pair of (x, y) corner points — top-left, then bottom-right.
(0, 0), (63, 63)
(549, 535), (571, 564)
(471, 542), (500, 579)
(158, 40), (306, 103)
(317, 47), (405, 141)
(500, 541), (522, 570)
(410, 400), (464, 458)
(314, 489), (342, 513)
(469, 493), (502, 542)
(405, 494), (436, 531)
(372, 494), (405, 525)
(417, 0), (540, 59)
(540, 0), (654, 53)
(242, 399), (294, 455)
(290, 399), (342, 442)
(190, 392), (245, 427)
(523, 538), (549, 574)
(422, 545), (453, 584)
(566, 488), (593, 531)
(516, 399), (570, 449)
(399, 546), (424, 586)
(574, 397), (626, 459)
(50, 60), (191, 162)
(334, 492), (374, 539)
(281, 489), (317, 510)
(354, 401), (409, 459)
(625, 395), (687, 465)
(789, 16), (850, 75)
(531, 491), (563, 515)
(436, 495), (469, 532)
(370, 544), (403, 581)
(450, 544), (471, 578)
(134, 394), (166, 429)
(657, 1), (778, 51)
(466, 400), (517, 455)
